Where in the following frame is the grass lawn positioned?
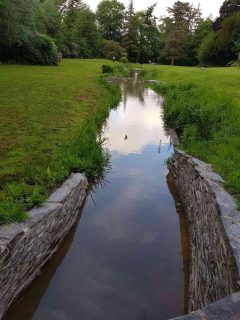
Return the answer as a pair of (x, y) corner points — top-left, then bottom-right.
(0, 59), (120, 224)
(143, 65), (240, 108)
(142, 64), (240, 207)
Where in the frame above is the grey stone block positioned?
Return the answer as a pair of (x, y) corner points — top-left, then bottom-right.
(204, 292), (240, 320)
(170, 310), (204, 320)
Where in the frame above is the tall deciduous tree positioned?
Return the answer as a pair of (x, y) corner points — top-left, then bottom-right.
(74, 8), (100, 57)
(37, 0), (64, 49)
(199, 14), (240, 65)
(180, 18), (213, 65)
(213, 0), (240, 30)
(96, 0), (125, 42)
(0, 0), (36, 61)
(62, 3), (100, 58)
(135, 4), (161, 63)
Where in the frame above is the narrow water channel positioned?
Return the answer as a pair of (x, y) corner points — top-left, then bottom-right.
(5, 80), (188, 320)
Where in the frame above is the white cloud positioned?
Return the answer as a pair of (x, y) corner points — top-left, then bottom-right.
(102, 87), (169, 156)
(85, 0), (222, 18)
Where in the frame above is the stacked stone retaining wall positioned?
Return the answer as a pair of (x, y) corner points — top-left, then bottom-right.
(171, 291), (240, 320)
(169, 149), (240, 319)
(0, 173), (88, 319)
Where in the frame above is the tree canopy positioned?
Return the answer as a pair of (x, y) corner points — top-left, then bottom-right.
(199, 14), (240, 66)
(213, 0), (240, 30)
(96, 0), (125, 42)
(0, 0), (238, 66)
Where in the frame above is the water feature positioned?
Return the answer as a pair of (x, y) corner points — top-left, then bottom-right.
(4, 79), (188, 320)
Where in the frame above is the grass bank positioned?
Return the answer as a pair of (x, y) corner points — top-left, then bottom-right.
(0, 59), (121, 224)
(142, 65), (240, 207)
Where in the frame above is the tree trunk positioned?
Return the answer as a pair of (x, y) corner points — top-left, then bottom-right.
(171, 57), (174, 65)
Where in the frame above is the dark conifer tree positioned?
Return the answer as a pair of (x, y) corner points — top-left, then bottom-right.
(122, 0), (138, 61)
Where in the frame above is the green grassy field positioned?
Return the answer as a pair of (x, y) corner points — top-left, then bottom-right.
(0, 59), (120, 224)
(142, 64), (240, 207)
(143, 65), (240, 107)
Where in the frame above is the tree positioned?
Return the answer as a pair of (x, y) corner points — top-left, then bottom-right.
(144, 4), (161, 62)
(161, 35), (185, 65)
(0, 0), (36, 62)
(122, 0), (138, 61)
(61, 2), (100, 58)
(166, 1), (202, 34)
(96, 0), (125, 42)
(134, 4), (161, 63)
(160, 1), (202, 65)
(213, 0), (240, 30)
(62, 4), (80, 56)
(74, 8), (100, 57)
(220, 0), (240, 17)
(199, 14), (240, 65)
(60, 0), (86, 14)
(101, 39), (126, 60)
(186, 18), (213, 65)
(37, 0), (64, 49)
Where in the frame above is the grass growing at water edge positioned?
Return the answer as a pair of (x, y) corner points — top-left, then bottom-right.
(151, 81), (240, 208)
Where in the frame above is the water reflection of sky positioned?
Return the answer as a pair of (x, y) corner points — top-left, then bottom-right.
(104, 84), (171, 157)
(5, 81), (184, 320)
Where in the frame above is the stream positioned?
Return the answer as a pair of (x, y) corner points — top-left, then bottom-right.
(4, 79), (188, 320)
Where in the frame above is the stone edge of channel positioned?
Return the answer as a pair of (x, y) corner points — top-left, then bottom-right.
(170, 291), (240, 319)
(0, 172), (88, 319)
(175, 149), (240, 274)
(0, 173), (88, 248)
(169, 149), (240, 320)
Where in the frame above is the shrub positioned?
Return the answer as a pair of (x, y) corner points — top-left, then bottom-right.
(1, 33), (58, 65)
(102, 64), (114, 74)
(101, 39), (126, 60)
(22, 33), (58, 65)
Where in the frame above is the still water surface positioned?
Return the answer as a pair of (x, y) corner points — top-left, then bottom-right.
(5, 80), (188, 320)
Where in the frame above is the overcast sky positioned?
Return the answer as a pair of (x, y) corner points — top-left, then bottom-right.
(84, 0), (223, 18)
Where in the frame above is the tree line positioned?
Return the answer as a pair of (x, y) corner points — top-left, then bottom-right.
(0, 0), (239, 66)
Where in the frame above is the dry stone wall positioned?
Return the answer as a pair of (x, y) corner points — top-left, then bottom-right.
(169, 150), (240, 314)
(0, 173), (88, 319)
(170, 291), (240, 320)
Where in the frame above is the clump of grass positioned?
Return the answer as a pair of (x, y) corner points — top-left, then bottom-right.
(0, 182), (46, 224)
(165, 155), (174, 166)
(140, 68), (158, 79)
(102, 65), (114, 74)
(62, 121), (111, 181)
(101, 61), (132, 78)
(155, 83), (230, 140)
